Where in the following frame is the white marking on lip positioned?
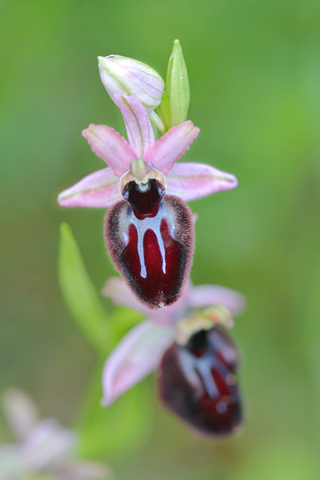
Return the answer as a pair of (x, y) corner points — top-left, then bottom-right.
(121, 203), (176, 278)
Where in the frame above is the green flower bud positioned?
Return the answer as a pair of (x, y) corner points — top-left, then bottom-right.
(163, 40), (190, 128)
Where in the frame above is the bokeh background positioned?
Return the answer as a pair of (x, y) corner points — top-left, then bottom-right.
(1, 0), (320, 478)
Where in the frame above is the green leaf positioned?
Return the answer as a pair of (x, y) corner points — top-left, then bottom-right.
(76, 361), (153, 460)
(111, 306), (144, 339)
(58, 223), (113, 355)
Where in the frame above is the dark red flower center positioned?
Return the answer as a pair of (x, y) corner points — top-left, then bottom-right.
(158, 326), (242, 436)
(104, 178), (194, 308)
(123, 179), (165, 219)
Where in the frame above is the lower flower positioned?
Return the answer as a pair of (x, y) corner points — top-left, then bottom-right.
(101, 277), (245, 436)
(158, 325), (242, 436)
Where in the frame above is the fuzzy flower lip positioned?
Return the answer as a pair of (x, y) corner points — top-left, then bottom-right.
(58, 94), (238, 209)
(101, 277), (245, 407)
(98, 54), (165, 113)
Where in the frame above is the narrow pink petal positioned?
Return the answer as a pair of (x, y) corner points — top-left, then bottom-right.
(102, 277), (154, 316)
(82, 124), (136, 177)
(2, 389), (39, 443)
(102, 277), (185, 326)
(114, 93), (155, 158)
(189, 285), (246, 316)
(21, 419), (75, 469)
(166, 162), (238, 201)
(144, 121), (199, 174)
(101, 321), (174, 406)
(57, 168), (121, 208)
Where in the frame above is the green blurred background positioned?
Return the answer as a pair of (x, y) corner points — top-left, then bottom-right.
(1, 0), (320, 478)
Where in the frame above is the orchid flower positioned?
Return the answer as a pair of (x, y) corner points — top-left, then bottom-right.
(0, 389), (112, 480)
(101, 277), (245, 437)
(58, 48), (238, 309)
(58, 92), (237, 309)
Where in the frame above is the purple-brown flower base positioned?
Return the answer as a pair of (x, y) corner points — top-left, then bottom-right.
(105, 189), (194, 309)
(158, 326), (242, 436)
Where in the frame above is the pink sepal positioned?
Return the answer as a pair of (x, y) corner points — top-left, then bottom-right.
(166, 163), (238, 201)
(101, 321), (174, 406)
(144, 121), (199, 174)
(58, 168), (122, 208)
(2, 389), (39, 443)
(102, 277), (153, 316)
(82, 124), (136, 177)
(189, 285), (246, 316)
(20, 419), (75, 470)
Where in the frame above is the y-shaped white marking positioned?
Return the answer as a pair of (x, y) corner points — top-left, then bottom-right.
(196, 358), (219, 399)
(122, 203), (176, 279)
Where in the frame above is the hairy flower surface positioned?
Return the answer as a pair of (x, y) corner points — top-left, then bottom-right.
(0, 389), (112, 480)
(58, 92), (237, 308)
(159, 325), (242, 436)
(101, 277), (245, 436)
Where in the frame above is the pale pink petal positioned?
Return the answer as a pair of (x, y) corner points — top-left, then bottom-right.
(114, 93), (155, 158)
(101, 321), (174, 406)
(57, 168), (121, 208)
(60, 462), (113, 479)
(144, 121), (199, 174)
(166, 163), (238, 201)
(82, 124), (136, 177)
(2, 389), (39, 443)
(189, 285), (246, 316)
(21, 419), (75, 470)
(102, 277), (154, 317)
(102, 277), (189, 326)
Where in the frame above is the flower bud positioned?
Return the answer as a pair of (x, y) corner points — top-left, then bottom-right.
(98, 55), (165, 113)
(163, 39), (190, 128)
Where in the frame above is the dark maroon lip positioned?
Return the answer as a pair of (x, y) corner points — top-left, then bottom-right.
(122, 179), (165, 220)
(104, 178), (194, 309)
(158, 326), (242, 436)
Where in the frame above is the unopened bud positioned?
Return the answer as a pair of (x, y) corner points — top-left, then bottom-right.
(164, 39), (190, 128)
(98, 55), (164, 113)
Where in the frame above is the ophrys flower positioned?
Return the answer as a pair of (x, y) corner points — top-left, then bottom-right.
(58, 94), (237, 308)
(101, 277), (245, 436)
